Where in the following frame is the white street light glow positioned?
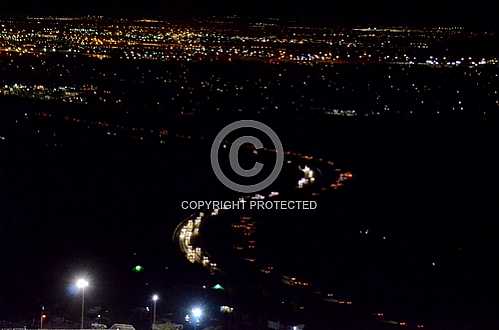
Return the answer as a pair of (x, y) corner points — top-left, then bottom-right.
(76, 278), (89, 289)
(191, 307), (203, 319)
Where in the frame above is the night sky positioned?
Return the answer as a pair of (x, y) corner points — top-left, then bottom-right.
(0, 0), (498, 28)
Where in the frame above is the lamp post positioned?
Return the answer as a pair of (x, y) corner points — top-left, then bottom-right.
(40, 306), (46, 329)
(40, 314), (46, 329)
(76, 278), (89, 329)
(152, 294), (159, 330)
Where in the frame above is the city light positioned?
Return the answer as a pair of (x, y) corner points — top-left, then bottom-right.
(152, 294), (159, 302)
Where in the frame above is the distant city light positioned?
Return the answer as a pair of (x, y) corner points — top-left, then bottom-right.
(220, 305), (234, 314)
(152, 294), (159, 302)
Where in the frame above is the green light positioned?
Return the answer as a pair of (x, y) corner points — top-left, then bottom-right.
(133, 265), (144, 273)
(212, 284), (224, 290)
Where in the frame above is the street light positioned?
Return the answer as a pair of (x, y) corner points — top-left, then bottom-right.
(191, 307), (203, 329)
(75, 278), (89, 329)
(152, 294), (159, 329)
(191, 307), (202, 319)
(40, 306), (46, 329)
(40, 314), (46, 329)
